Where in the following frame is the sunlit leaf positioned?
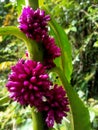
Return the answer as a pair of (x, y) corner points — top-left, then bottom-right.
(43, 7), (72, 81)
(93, 41), (98, 47)
(0, 26), (29, 43)
(0, 26), (44, 62)
(50, 21), (72, 81)
(39, 0), (45, 7)
(0, 96), (9, 105)
(0, 61), (13, 70)
(16, 0), (26, 15)
(53, 67), (91, 130)
(17, 119), (32, 130)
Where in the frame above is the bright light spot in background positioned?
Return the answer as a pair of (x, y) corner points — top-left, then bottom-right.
(0, 0), (15, 2)
(0, 0), (5, 2)
(10, 0), (15, 2)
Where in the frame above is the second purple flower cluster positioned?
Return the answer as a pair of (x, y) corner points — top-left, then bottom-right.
(6, 59), (69, 128)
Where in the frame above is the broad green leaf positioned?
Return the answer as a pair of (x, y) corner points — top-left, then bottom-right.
(0, 26), (29, 42)
(43, 7), (72, 82)
(17, 0), (26, 15)
(52, 67), (91, 130)
(50, 21), (72, 82)
(0, 26), (43, 61)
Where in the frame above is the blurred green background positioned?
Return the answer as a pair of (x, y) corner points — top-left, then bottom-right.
(0, 0), (98, 129)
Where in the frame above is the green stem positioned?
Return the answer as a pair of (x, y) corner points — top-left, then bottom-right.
(31, 108), (56, 130)
(31, 108), (44, 130)
(26, 39), (43, 61)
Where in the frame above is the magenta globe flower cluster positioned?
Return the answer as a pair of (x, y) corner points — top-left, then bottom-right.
(18, 6), (50, 42)
(6, 59), (69, 128)
(35, 84), (69, 127)
(6, 59), (52, 106)
(18, 6), (61, 69)
(6, 6), (69, 128)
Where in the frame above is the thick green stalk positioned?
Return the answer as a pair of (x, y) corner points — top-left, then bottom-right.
(31, 108), (56, 130)
(26, 39), (43, 62)
(31, 108), (44, 130)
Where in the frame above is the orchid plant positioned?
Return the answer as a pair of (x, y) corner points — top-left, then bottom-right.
(0, 0), (91, 130)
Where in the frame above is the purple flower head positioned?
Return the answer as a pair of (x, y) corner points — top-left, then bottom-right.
(34, 84), (69, 128)
(45, 85), (69, 127)
(43, 36), (61, 69)
(18, 6), (61, 69)
(18, 6), (50, 42)
(6, 59), (69, 128)
(6, 59), (52, 106)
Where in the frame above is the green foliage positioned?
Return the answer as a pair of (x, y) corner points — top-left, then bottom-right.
(43, 10), (90, 128)
(43, 1), (98, 129)
(49, 18), (72, 82)
(0, 0), (97, 130)
(52, 67), (91, 130)
(17, 0), (26, 15)
(0, 1), (27, 129)
(17, 0), (39, 14)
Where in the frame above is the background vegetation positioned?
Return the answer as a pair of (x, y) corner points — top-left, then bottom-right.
(0, 0), (98, 129)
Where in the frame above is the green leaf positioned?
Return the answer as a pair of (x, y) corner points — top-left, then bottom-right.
(17, 0), (39, 13)
(93, 41), (98, 47)
(50, 20), (72, 82)
(0, 26), (29, 42)
(43, 7), (72, 82)
(39, 0), (45, 7)
(0, 96), (9, 105)
(0, 26), (43, 61)
(52, 67), (91, 130)
(16, 0), (26, 15)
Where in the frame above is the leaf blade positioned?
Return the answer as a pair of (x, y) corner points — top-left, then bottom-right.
(43, 7), (72, 81)
(17, 0), (26, 15)
(53, 67), (91, 130)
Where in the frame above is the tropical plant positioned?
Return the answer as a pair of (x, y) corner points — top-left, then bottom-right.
(0, 0), (93, 130)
